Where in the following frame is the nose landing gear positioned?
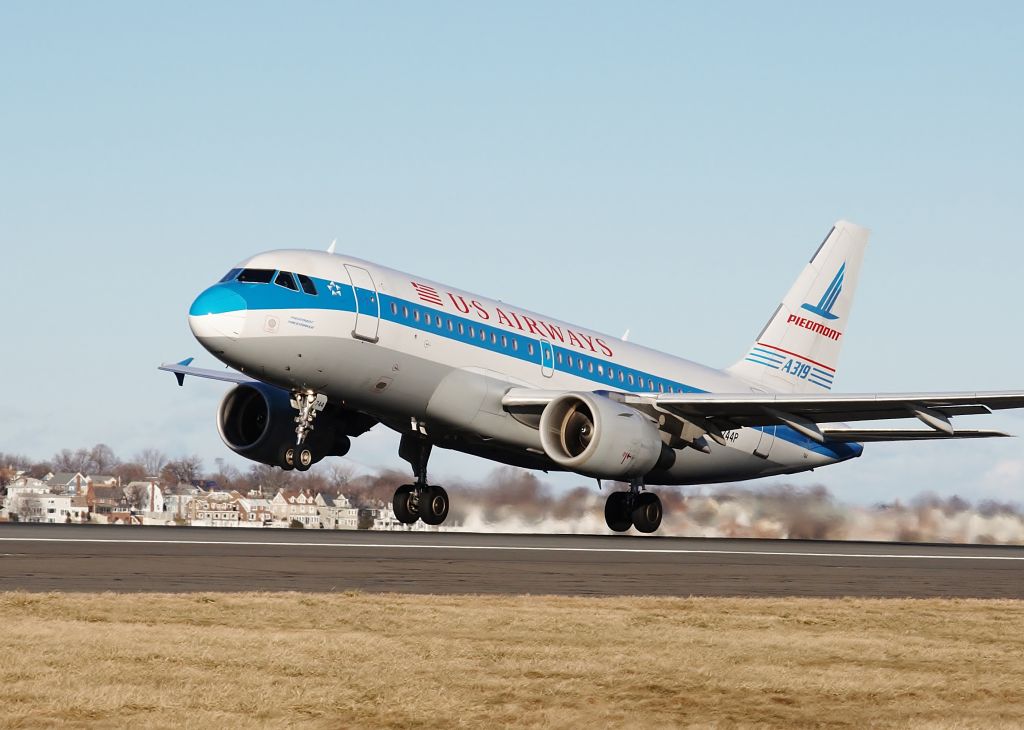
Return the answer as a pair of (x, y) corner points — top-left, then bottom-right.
(278, 390), (328, 471)
(604, 479), (663, 534)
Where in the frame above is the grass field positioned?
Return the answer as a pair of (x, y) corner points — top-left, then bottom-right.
(1, 592), (1022, 728)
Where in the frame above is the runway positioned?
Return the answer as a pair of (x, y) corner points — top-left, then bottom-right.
(0, 524), (1022, 598)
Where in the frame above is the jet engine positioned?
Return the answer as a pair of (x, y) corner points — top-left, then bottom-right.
(216, 382), (354, 468)
(538, 392), (663, 479)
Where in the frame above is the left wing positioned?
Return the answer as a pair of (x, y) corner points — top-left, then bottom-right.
(502, 388), (1023, 444)
(158, 358), (255, 387)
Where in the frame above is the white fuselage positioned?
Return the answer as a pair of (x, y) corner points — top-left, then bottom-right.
(187, 249), (863, 484)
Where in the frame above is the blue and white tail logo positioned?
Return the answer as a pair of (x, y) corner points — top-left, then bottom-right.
(801, 262), (845, 321)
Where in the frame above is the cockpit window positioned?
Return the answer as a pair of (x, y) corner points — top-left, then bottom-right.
(237, 268), (275, 284)
(219, 268), (241, 283)
(275, 271), (299, 291)
(297, 274), (317, 295)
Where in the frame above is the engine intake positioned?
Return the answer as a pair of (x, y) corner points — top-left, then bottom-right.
(217, 382), (354, 468)
(539, 392), (662, 479)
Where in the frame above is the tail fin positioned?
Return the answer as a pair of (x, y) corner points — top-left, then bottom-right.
(727, 220), (869, 393)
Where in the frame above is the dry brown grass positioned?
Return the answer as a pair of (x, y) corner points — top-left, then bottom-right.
(0, 592), (1022, 729)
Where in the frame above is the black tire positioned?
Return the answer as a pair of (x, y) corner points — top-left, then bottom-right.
(295, 448), (314, 471)
(279, 446), (295, 471)
(632, 492), (662, 534)
(392, 484), (419, 524)
(420, 485), (449, 526)
(604, 491), (632, 532)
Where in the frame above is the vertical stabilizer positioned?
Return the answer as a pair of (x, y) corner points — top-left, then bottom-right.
(727, 220), (869, 393)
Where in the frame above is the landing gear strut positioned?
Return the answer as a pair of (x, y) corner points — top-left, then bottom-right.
(604, 479), (662, 534)
(393, 434), (450, 526)
(282, 390), (327, 471)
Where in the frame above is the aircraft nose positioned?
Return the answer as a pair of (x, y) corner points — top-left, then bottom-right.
(188, 286), (247, 341)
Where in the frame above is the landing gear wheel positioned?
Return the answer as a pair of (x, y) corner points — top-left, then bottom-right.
(604, 492), (633, 532)
(295, 449), (314, 472)
(420, 485), (449, 526)
(393, 484), (420, 524)
(632, 492), (662, 534)
(280, 447), (296, 471)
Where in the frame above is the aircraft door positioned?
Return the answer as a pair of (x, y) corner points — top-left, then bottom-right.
(345, 265), (380, 343)
(539, 340), (554, 378)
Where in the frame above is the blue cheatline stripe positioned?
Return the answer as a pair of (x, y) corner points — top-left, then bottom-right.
(751, 348), (785, 361)
(206, 276), (857, 459)
(745, 357), (781, 369)
(808, 377), (832, 390)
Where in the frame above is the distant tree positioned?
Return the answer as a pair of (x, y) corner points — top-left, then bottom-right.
(0, 466), (14, 489)
(248, 463), (294, 495)
(136, 448), (168, 477)
(161, 455), (204, 487)
(89, 444), (119, 474)
(52, 448), (94, 475)
(289, 519), (304, 529)
(26, 462), (52, 479)
(114, 462), (147, 485)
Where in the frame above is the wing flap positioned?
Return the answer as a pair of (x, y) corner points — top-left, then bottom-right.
(822, 428), (1012, 442)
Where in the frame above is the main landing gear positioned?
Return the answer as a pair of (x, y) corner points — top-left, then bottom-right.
(392, 434), (449, 526)
(281, 390), (328, 472)
(604, 479), (662, 534)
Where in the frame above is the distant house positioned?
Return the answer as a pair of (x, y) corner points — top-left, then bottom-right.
(316, 493), (360, 530)
(271, 488), (319, 527)
(43, 472), (90, 495)
(237, 496), (274, 526)
(369, 503), (438, 532)
(2, 482), (52, 522)
(124, 481), (165, 514)
(187, 491), (241, 527)
(39, 494), (89, 523)
(90, 475), (118, 488)
(87, 484), (125, 515)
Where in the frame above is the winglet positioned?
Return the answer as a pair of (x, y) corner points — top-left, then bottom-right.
(174, 357), (194, 386)
(327, 239), (337, 254)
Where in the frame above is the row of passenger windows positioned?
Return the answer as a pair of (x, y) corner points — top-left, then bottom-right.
(388, 300), (683, 394)
(221, 268), (318, 295)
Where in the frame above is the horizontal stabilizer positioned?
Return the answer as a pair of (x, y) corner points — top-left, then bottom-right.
(822, 428), (1012, 442)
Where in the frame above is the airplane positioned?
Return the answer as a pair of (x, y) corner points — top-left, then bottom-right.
(162, 221), (1024, 533)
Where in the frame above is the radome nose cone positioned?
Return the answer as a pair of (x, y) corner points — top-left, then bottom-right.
(188, 286), (247, 341)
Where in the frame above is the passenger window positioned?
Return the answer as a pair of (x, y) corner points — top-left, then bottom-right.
(557, 352), (564, 364)
(638, 377), (645, 388)
(501, 335), (508, 348)
(297, 274), (318, 295)
(390, 302), (398, 316)
(479, 328), (486, 341)
(424, 312), (432, 325)
(528, 343), (535, 356)
(567, 355), (574, 368)
(597, 365), (604, 376)
(588, 362), (594, 373)
(627, 374), (635, 386)
(414, 310), (421, 322)
(219, 268), (241, 283)
(237, 268), (275, 284)
(274, 271), (299, 291)
(468, 325), (475, 338)
(459, 323), (465, 335)
(512, 339), (518, 352)
(402, 305), (409, 318)
(491, 332), (497, 344)
(436, 316), (443, 329)
(659, 383), (665, 393)
(447, 319), (454, 332)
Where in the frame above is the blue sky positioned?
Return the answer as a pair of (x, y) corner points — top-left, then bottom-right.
(1, 2), (1022, 504)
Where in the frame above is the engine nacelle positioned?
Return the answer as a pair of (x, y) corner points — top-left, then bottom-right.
(217, 382), (349, 468)
(539, 392), (662, 479)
